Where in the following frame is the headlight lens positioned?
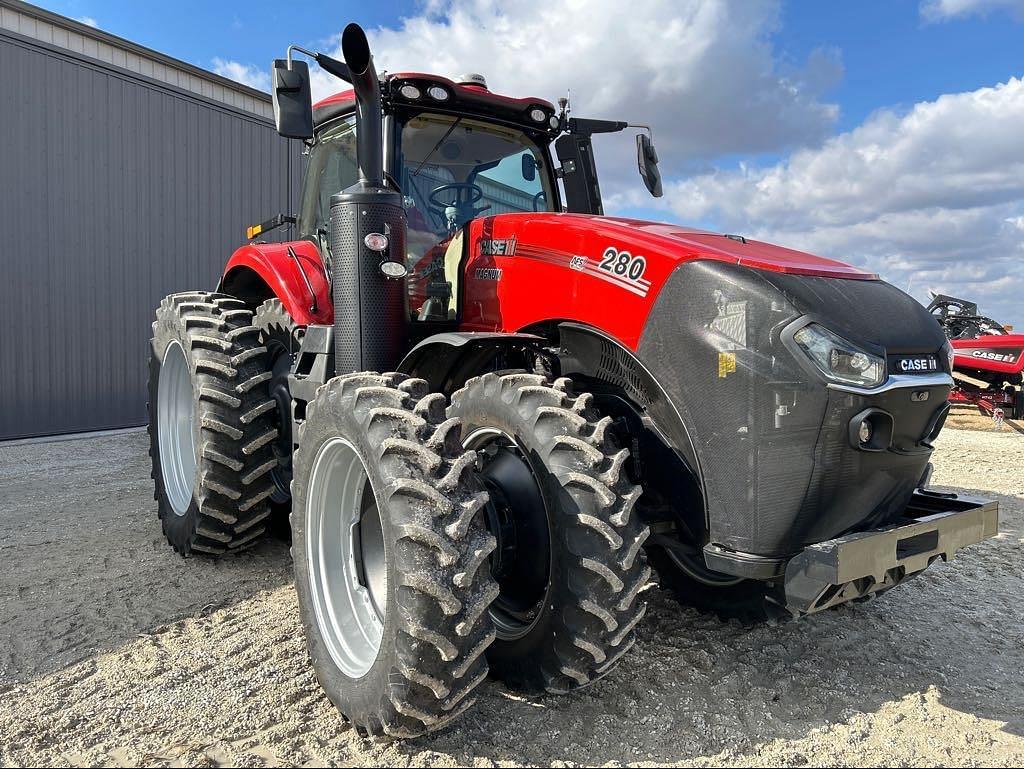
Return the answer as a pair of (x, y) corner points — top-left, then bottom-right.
(793, 323), (886, 388)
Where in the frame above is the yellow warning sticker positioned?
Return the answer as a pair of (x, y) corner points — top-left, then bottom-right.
(718, 351), (737, 378)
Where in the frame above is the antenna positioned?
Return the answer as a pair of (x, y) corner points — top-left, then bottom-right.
(558, 89), (571, 120)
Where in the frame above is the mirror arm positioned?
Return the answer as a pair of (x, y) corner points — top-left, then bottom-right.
(626, 123), (654, 142)
(286, 44), (317, 68)
(287, 44), (354, 84)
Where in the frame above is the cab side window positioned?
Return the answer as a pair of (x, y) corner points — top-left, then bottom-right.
(297, 118), (358, 242)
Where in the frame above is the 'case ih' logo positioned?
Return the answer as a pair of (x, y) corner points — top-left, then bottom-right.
(971, 350), (1018, 363)
(898, 357), (938, 372)
(478, 238), (517, 256)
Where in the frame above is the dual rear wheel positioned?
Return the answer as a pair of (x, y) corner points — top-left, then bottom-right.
(149, 296), (652, 735)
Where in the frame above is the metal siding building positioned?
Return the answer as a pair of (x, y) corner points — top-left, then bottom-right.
(0, 1), (302, 439)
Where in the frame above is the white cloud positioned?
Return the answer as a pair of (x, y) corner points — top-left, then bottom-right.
(664, 78), (1024, 326)
(921, 0), (1024, 21)
(309, 0), (840, 179)
(211, 57), (271, 92)
(75, 16), (98, 28)
(233, 0), (1022, 325)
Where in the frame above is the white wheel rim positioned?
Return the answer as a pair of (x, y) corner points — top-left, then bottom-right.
(306, 437), (386, 679)
(157, 340), (197, 517)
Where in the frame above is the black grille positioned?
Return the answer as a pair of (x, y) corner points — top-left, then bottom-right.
(597, 339), (652, 407)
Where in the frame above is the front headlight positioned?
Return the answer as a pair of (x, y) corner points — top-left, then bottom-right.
(793, 323), (886, 388)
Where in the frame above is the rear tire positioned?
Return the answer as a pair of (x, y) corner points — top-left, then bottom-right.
(147, 292), (278, 555)
(449, 372), (651, 694)
(254, 298), (302, 532)
(291, 372), (497, 737)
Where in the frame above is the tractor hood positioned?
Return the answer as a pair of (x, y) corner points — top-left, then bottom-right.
(586, 215), (877, 280)
(466, 212), (875, 282)
(459, 211), (886, 349)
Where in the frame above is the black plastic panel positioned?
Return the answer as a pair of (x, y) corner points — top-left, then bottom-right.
(637, 261), (951, 558)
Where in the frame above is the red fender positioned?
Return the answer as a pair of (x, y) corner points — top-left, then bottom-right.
(222, 241), (333, 326)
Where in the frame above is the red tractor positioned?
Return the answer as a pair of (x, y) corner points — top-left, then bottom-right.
(928, 294), (1024, 419)
(148, 25), (999, 737)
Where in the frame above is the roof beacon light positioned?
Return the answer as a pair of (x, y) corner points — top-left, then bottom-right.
(458, 73), (488, 89)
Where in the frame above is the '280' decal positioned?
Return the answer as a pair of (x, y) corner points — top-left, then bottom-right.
(599, 247), (647, 281)
(581, 247), (651, 297)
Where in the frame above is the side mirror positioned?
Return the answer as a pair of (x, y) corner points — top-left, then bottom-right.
(271, 58), (313, 139)
(637, 133), (663, 198)
(521, 153), (537, 182)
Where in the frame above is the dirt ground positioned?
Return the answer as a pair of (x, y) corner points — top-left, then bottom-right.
(0, 413), (1022, 767)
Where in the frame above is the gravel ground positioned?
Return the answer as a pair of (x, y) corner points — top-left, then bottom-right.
(0, 421), (1022, 767)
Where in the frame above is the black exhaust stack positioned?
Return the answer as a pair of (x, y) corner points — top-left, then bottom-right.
(329, 23), (407, 375)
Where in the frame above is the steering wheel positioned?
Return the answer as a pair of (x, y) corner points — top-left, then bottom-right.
(428, 182), (485, 213)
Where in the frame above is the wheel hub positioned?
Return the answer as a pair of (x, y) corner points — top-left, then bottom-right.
(306, 437), (386, 678)
(157, 340), (196, 517)
(465, 428), (551, 641)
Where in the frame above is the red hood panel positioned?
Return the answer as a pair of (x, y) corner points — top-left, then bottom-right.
(588, 215), (876, 279)
(470, 213), (874, 279)
(455, 212), (877, 349)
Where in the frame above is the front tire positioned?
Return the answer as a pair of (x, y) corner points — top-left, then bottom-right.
(449, 373), (651, 694)
(291, 372), (498, 737)
(645, 546), (785, 624)
(147, 292), (279, 555)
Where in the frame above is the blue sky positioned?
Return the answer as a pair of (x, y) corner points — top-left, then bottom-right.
(39, 0), (1024, 327)
(46, 1), (1023, 133)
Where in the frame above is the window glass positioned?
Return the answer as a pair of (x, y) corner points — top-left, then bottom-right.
(398, 113), (552, 321)
(297, 118), (358, 240)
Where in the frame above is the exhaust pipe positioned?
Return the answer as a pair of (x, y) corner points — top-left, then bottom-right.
(340, 23), (385, 190)
(329, 23), (408, 375)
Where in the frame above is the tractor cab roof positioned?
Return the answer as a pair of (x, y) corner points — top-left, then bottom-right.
(312, 72), (559, 137)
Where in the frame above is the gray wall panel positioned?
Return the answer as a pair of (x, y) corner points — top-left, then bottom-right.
(0, 30), (302, 439)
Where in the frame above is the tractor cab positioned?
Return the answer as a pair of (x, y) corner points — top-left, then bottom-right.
(273, 54), (661, 323)
(299, 74), (563, 322)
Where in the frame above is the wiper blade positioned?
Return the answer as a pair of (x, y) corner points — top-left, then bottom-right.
(412, 117), (462, 178)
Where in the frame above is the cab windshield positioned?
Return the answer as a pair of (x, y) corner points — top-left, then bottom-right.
(397, 113), (553, 258)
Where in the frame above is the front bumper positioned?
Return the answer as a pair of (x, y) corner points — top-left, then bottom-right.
(779, 489), (998, 615)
